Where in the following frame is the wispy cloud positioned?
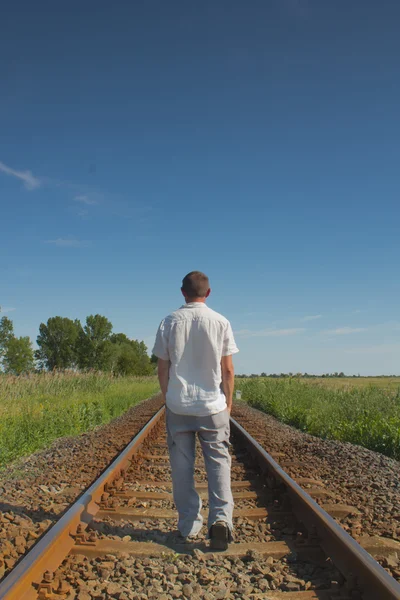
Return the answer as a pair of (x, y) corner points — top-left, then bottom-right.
(301, 314), (322, 322)
(0, 306), (16, 314)
(74, 194), (97, 205)
(45, 238), (91, 248)
(322, 327), (367, 335)
(235, 328), (306, 338)
(0, 160), (41, 190)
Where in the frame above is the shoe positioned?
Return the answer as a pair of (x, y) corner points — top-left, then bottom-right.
(209, 521), (230, 551)
(177, 531), (198, 543)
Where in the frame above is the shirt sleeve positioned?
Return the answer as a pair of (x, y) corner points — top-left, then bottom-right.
(222, 321), (239, 356)
(152, 319), (170, 361)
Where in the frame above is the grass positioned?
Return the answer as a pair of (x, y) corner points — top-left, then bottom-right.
(0, 371), (159, 467)
(235, 377), (400, 460)
(298, 376), (400, 391)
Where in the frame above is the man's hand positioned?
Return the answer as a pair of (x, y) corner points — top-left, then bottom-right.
(157, 358), (170, 403)
(221, 354), (234, 414)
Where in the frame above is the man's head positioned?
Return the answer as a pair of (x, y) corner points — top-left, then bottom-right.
(181, 271), (211, 303)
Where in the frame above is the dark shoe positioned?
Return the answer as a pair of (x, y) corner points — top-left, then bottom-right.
(176, 530), (199, 544)
(209, 521), (230, 550)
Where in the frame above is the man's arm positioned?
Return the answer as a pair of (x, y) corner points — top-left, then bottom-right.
(157, 358), (170, 403)
(221, 354), (235, 413)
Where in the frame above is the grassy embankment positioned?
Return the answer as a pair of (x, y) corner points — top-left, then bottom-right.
(0, 372), (159, 467)
(235, 377), (400, 459)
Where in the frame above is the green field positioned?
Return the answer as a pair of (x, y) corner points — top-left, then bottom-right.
(235, 377), (400, 459)
(0, 372), (159, 467)
(2, 373), (399, 467)
(298, 376), (400, 391)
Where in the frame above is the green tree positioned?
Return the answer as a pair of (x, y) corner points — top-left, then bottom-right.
(131, 340), (153, 375)
(77, 314), (113, 370)
(113, 344), (139, 376)
(110, 333), (131, 345)
(0, 316), (14, 366)
(110, 334), (153, 376)
(36, 317), (82, 370)
(3, 336), (35, 375)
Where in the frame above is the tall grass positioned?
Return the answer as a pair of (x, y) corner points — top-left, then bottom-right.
(0, 371), (159, 467)
(235, 378), (400, 459)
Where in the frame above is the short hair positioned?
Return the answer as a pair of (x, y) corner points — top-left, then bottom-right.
(181, 271), (210, 298)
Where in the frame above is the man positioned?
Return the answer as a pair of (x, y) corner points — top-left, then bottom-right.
(152, 271), (239, 550)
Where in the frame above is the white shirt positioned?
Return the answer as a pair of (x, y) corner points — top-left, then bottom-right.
(152, 302), (239, 416)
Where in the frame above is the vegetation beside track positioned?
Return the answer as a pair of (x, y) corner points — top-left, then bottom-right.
(235, 377), (400, 459)
(292, 376), (400, 391)
(0, 372), (159, 467)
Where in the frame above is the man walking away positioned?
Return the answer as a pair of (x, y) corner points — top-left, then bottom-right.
(152, 271), (239, 550)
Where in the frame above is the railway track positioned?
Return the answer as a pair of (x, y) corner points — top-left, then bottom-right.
(0, 406), (399, 600)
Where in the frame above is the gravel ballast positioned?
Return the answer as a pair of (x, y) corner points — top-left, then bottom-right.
(231, 402), (400, 581)
(0, 394), (163, 581)
(1, 397), (399, 591)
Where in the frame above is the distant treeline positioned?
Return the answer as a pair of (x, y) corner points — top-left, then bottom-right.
(236, 373), (399, 378)
(0, 315), (155, 376)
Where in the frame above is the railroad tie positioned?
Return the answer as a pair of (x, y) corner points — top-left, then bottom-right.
(1, 406), (399, 600)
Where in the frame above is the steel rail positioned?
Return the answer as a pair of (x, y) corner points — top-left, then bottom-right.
(0, 406), (166, 600)
(1, 407), (399, 600)
(230, 417), (400, 600)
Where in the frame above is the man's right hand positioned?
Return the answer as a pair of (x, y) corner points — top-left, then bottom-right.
(221, 355), (234, 416)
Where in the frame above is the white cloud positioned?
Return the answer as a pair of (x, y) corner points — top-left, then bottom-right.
(301, 315), (322, 322)
(0, 160), (41, 190)
(322, 327), (367, 335)
(0, 306), (16, 314)
(74, 194), (97, 205)
(45, 238), (90, 248)
(235, 328), (306, 338)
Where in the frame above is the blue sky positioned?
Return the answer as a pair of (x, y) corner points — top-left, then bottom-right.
(1, 1), (399, 375)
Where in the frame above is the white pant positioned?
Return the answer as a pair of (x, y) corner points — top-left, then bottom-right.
(166, 408), (234, 538)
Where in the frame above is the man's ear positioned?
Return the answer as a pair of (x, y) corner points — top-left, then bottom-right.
(181, 287), (187, 299)
(206, 288), (211, 298)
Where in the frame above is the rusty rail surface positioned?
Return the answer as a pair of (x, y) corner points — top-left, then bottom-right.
(1, 406), (399, 600)
(0, 407), (165, 600)
(230, 418), (400, 600)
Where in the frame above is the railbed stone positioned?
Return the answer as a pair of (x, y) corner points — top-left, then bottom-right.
(1, 397), (399, 595)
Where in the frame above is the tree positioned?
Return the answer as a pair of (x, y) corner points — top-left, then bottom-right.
(77, 314), (113, 370)
(110, 333), (131, 346)
(110, 334), (153, 376)
(0, 316), (14, 366)
(3, 336), (34, 375)
(131, 340), (153, 375)
(36, 317), (82, 370)
(113, 344), (140, 376)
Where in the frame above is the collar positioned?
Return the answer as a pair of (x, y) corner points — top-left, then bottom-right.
(182, 302), (207, 308)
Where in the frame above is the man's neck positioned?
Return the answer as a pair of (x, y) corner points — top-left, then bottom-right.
(185, 297), (206, 304)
